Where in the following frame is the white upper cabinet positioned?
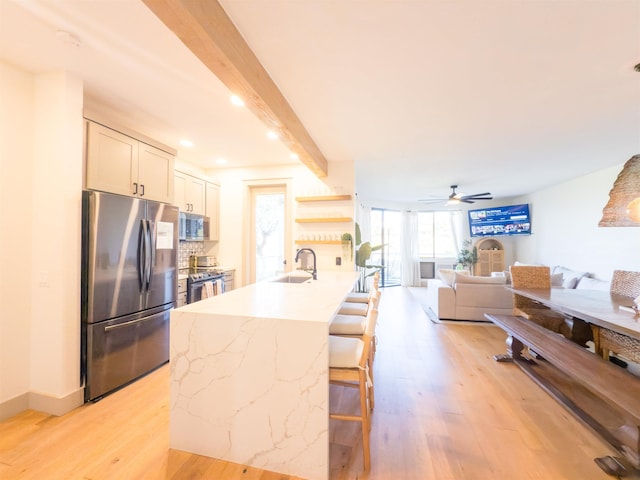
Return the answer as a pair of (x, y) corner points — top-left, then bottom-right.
(85, 121), (174, 204)
(206, 182), (220, 241)
(174, 171), (205, 215)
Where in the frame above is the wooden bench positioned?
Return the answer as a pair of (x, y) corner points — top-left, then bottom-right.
(486, 313), (640, 472)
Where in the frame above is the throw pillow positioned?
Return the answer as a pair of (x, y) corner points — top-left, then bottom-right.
(437, 269), (457, 287)
(550, 272), (564, 287)
(552, 265), (588, 289)
(576, 276), (611, 292)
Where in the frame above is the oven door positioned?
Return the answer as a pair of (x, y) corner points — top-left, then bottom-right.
(187, 278), (223, 303)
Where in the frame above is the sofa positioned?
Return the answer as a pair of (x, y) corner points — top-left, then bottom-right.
(425, 265), (611, 322)
(425, 270), (513, 321)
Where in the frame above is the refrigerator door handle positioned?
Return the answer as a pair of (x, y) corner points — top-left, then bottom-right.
(104, 313), (158, 332)
(145, 219), (154, 290)
(142, 219), (150, 291)
(137, 219), (146, 291)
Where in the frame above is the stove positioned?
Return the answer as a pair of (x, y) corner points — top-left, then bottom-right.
(185, 268), (225, 303)
(188, 269), (224, 281)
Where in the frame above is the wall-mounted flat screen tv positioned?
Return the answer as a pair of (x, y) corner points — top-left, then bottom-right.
(468, 204), (531, 237)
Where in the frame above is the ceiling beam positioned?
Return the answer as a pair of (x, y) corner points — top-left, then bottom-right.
(142, 0), (328, 177)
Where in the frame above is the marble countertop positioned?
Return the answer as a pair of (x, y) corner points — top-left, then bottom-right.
(175, 270), (359, 323)
(169, 269), (360, 479)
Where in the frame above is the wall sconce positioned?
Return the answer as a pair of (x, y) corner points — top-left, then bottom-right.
(599, 155), (640, 227)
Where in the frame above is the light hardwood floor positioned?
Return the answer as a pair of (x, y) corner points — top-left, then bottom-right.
(0, 287), (619, 479)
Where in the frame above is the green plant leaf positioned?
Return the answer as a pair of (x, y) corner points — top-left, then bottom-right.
(355, 241), (372, 267)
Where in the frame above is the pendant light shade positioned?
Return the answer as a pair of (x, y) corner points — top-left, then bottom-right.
(599, 155), (640, 227)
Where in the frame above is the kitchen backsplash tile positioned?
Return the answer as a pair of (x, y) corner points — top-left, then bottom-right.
(178, 241), (206, 269)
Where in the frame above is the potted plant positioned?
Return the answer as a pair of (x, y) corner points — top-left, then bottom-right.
(341, 232), (353, 260)
(456, 239), (478, 274)
(354, 223), (384, 292)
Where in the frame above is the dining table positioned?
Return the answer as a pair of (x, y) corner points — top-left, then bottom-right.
(508, 287), (640, 340)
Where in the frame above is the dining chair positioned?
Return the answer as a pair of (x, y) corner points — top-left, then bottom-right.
(329, 305), (379, 472)
(598, 270), (640, 364)
(510, 265), (569, 337)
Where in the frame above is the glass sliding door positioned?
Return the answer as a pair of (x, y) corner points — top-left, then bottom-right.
(370, 209), (402, 287)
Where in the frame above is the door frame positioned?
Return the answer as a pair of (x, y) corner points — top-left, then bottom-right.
(242, 178), (293, 284)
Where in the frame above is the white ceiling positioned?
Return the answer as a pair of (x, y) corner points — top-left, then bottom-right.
(1, 0), (639, 208)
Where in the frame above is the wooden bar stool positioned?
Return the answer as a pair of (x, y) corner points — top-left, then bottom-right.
(344, 271), (380, 304)
(329, 306), (378, 472)
(331, 291), (381, 336)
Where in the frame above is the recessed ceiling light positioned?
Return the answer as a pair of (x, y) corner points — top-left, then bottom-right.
(267, 131), (278, 140)
(230, 95), (245, 107)
(290, 153), (299, 160)
(179, 139), (193, 148)
(216, 158), (228, 165)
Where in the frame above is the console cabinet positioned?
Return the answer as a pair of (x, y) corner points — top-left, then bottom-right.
(474, 238), (505, 276)
(85, 121), (174, 204)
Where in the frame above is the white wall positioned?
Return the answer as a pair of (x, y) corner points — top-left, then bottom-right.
(0, 62), (34, 414)
(514, 163), (640, 280)
(0, 63), (84, 418)
(208, 161), (355, 287)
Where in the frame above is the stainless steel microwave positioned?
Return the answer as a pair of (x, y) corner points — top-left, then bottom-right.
(179, 212), (208, 241)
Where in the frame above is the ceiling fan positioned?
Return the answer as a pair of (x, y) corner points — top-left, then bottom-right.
(419, 185), (493, 205)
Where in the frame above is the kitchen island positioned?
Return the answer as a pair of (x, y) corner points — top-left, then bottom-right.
(169, 271), (360, 480)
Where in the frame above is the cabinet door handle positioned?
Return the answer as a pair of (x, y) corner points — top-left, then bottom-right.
(140, 184), (145, 197)
(133, 182), (138, 195)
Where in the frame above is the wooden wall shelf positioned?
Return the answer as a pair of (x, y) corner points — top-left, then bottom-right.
(295, 240), (342, 245)
(295, 195), (352, 202)
(295, 217), (352, 223)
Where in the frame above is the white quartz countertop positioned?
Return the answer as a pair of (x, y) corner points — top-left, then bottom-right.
(175, 270), (359, 323)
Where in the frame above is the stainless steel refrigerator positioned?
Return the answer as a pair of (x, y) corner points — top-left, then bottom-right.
(81, 190), (178, 401)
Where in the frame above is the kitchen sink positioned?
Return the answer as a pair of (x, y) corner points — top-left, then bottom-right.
(271, 274), (313, 284)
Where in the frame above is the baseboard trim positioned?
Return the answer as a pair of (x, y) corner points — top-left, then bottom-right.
(29, 388), (84, 416)
(0, 392), (29, 421)
(0, 387), (84, 421)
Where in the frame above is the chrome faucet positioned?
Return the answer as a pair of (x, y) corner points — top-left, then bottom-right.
(295, 248), (317, 280)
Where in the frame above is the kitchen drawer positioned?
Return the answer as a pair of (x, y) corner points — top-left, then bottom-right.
(177, 278), (187, 293)
(223, 270), (234, 292)
(177, 292), (187, 307)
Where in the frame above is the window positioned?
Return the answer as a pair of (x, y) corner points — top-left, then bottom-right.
(417, 210), (462, 258)
(247, 183), (291, 283)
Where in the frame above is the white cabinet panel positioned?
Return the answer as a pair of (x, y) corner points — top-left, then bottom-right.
(86, 121), (174, 203)
(174, 171), (205, 215)
(206, 182), (220, 241)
